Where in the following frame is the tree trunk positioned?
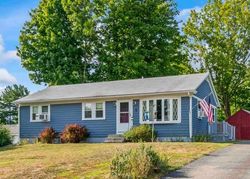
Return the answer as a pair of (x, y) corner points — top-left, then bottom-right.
(223, 97), (231, 118)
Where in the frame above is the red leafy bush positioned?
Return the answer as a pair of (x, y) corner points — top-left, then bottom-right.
(39, 127), (56, 143)
(60, 124), (88, 143)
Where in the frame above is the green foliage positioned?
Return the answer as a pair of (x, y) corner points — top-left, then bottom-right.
(110, 144), (167, 178)
(18, 0), (92, 85)
(124, 124), (156, 142)
(0, 125), (12, 147)
(38, 127), (56, 144)
(61, 124), (89, 143)
(96, 0), (189, 81)
(184, 0), (250, 118)
(233, 67), (250, 112)
(18, 0), (190, 86)
(192, 135), (212, 142)
(0, 85), (29, 124)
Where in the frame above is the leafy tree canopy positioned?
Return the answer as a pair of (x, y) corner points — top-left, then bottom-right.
(17, 0), (92, 85)
(18, 0), (191, 85)
(184, 0), (250, 118)
(0, 85), (29, 124)
(94, 0), (190, 80)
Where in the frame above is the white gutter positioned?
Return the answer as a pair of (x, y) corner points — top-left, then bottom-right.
(15, 90), (196, 105)
(188, 92), (193, 139)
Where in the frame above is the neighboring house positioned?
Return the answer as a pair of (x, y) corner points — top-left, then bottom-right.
(15, 73), (220, 142)
(227, 109), (250, 140)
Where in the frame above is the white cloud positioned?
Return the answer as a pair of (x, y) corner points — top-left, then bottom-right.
(177, 6), (202, 29)
(0, 68), (17, 85)
(0, 34), (19, 63)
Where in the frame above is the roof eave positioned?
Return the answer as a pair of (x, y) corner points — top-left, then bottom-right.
(15, 90), (196, 105)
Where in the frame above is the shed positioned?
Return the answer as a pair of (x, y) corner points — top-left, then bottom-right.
(227, 109), (250, 140)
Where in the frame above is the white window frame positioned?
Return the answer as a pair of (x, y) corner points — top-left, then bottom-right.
(197, 99), (216, 123)
(30, 104), (50, 122)
(139, 97), (181, 124)
(82, 102), (106, 120)
(212, 107), (216, 122)
(197, 101), (205, 119)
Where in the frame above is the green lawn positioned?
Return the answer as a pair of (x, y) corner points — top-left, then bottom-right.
(0, 142), (230, 178)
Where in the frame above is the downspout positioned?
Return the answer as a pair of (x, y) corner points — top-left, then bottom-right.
(18, 104), (20, 143)
(188, 92), (193, 140)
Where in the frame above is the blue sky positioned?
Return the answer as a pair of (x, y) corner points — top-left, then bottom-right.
(0, 0), (207, 93)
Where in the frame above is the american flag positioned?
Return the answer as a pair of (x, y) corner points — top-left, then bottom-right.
(199, 98), (213, 124)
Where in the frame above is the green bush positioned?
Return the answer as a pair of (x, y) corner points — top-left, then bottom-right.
(192, 135), (212, 142)
(110, 144), (167, 178)
(38, 127), (56, 144)
(61, 124), (89, 143)
(124, 124), (157, 142)
(0, 125), (12, 147)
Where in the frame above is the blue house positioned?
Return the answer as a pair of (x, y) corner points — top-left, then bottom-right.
(15, 73), (220, 142)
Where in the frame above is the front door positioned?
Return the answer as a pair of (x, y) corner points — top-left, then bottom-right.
(117, 100), (133, 134)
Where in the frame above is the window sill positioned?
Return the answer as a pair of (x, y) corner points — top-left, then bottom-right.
(30, 120), (50, 123)
(82, 118), (105, 121)
(140, 120), (181, 124)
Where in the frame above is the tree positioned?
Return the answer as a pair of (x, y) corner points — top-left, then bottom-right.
(17, 0), (94, 85)
(18, 0), (190, 85)
(0, 85), (29, 124)
(183, 0), (250, 118)
(233, 66), (250, 111)
(94, 0), (189, 80)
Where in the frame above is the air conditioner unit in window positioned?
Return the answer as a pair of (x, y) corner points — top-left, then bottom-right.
(198, 111), (205, 118)
(38, 114), (49, 121)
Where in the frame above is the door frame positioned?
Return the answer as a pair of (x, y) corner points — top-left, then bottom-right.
(116, 100), (133, 134)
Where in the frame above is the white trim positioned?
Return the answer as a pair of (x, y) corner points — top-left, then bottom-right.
(82, 101), (106, 120)
(139, 96), (181, 124)
(189, 95), (192, 138)
(18, 105), (20, 142)
(116, 100), (133, 134)
(15, 91), (194, 105)
(194, 72), (220, 107)
(30, 104), (50, 122)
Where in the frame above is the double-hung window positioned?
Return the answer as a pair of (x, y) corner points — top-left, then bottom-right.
(140, 98), (181, 123)
(30, 105), (50, 122)
(83, 102), (105, 120)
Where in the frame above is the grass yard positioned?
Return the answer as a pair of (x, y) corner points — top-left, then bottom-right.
(0, 142), (230, 179)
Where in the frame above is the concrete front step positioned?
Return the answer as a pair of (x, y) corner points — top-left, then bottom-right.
(104, 134), (125, 143)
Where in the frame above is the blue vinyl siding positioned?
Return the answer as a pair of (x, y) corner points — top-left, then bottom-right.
(192, 97), (208, 135)
(195, 79), (216, 106)
(192, 79), (218, 136)
(20, 101), (116, 138)
(20, 106), (50, 138)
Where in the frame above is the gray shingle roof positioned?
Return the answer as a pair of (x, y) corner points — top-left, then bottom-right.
(15, 73), (209, 104)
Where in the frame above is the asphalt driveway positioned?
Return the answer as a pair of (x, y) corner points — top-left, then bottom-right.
(166, 142), (250, 179)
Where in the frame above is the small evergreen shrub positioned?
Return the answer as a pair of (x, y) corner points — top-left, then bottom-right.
(192, 135), (212, 142)
(0, 125), (12, 147)
(124, 124), (156, 142)
(110, 144), (167, 178)
(61, 124), (88, 143)
(38, 127), (56, 144)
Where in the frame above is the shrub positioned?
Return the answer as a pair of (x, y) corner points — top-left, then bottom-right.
(192, 135), (212, 142)
(110, 144), (167, 178)
(38, 127), (56, 144)
(60, 124), (88, 143)
(0, 125), (12, 147)
(124, 124), (157, 142)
